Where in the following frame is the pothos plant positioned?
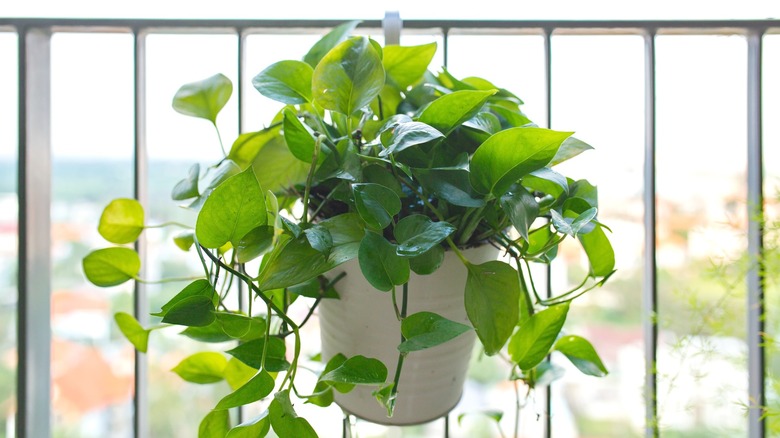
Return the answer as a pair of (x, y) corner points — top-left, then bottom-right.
(83, 21), (615, 437)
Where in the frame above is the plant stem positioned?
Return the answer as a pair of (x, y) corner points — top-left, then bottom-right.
(261, 300), (271, 370)
(387, 282), (410, 415)
(513, 379), (521, 438)
(391, 286), (402, 321)
(301, 135), (324, 226)
(143, 221), (192, 229)
(213, 122), (227, 157)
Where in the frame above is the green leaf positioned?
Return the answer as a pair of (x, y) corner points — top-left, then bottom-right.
(187, 160), (242, 210)
(414, 168), (486, 208)
(173, 230), (195, 251)
(549, 136), (594, 166)
(358, 231), (409, 291)
(393, 215), (455, 257)
(363, 164), (404, 197)
(372, 383), (396, 417)
(236, 225), (274, 263)
(303, 20), (361, 67)
(172, 163), (200, 200)
(554, 335), (608, 377)
(508, 303), (569, 370)
(578, 224), (615, 277)
(269, 390), (318, 438)
(457, 410), (504, 426)
(225, 337), (289, 372)
(470, 127), (573, 197)
(114, 312), (150, 353)
(180, 321), (233, 343)
(465, 261), (521, 355)
(215, 312), (256, 339)
(155, 279), (216, 317)
(288, 277), (339, 300)
(283, 108), (320, 163)
(253, 60), (313, 104)
(523, 168), (569, 200)
(570, 207), (598, 235)
(312, 36), (385, 115)
(352, 183), (401, 230)
(162, 296), (216, 327)
(172, 73), (232, 124)
(251, 136), (310, 194)
(500, 185), (539, 242)
(215, 370), (275, 410)
(409, 245), (445, 275)
(199, 409), (230, 438)
(398, 312), (471, 353)
(320, 355), (388, 385)
(83, 247), (140, 287)
(97, 198), (144, 244)
(227, 411), (270, 438)
(550, 210), (575, 236)
(224, 358), (259, 391)
(229, 128), (279, 170)
(196, 168), (267, 248)
(382, 43), (437, 90)
(303, 225), (333, 254)
(379, 121), (444, 157)
(172, 352), (227, 384)
(317, 353), (352, 394)
(418, 90), (496, 135)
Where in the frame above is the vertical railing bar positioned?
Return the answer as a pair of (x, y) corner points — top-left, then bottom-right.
(16, 25), (52, 438)
(642, 28), (659, 438)
(442, 27), (449, 68)
(383, 11), (402, 45)
(747, 29), (766, 438)
(236, 27), (246, 426)
(132, 27), (149, 438)
(542, 26), (553, 438)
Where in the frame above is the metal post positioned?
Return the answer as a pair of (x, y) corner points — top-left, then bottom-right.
(642, 29), (659, 438)
(746, 29), (766, 438)
(383, 11), (402, 46)
(542, 27), (553, 438)
(133, 29), (149, 438)
(16, 25), (52, 438)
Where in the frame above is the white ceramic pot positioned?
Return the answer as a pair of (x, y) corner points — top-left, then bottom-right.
(318, 245), (499, 425)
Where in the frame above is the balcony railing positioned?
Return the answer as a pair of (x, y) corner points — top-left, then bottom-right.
(2, 14), (779, 438)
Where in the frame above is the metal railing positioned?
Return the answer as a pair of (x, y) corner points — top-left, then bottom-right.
(4, 14), (779, 438)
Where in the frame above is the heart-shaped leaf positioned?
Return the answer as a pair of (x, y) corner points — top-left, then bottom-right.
(379, 121), (444, 157)
(398, 312), (471, 353)
(549, 136), (593, 166)
(223, 358), (258, 391)
(358, 231), (409, 291)
(554, 335), (608, 377)
(523, 167), (569, 200)
(409, 245), (445, 275)
(227, 411), (271, 438)
(352, 183), (401, 230)
(162, 295), (216, 327)
(154, 279), (216, 317)
(418, 89), (496, 135)
(269, 390), (317, 438)
(172, 163), (200, 200)
(199, 410), (230, 438)
(251, 136), (310, 194)
(303, 20), (361, 67)
(303, 224), (333, 255)
(173, 230), (195, 251)
(228, 128), (279, 170)
(312, 36), (385, 115)
(214, 370), (275, 410)
(283, 108), (321, 163)
(196, 167), (267, 248)
(508, 302), (569, 370)
(393, 215), (455, 257)
(98, 198), (145, 244)
(470, 127), (572, 197)
(253, 60), (313, 104)
(500, 185), (539, 241)
(465, 261), (521, 355)
(414, 168), (486, 208)
(382, 43), (437, 90)
(235, 225), (274, 263)
(172, 352), (227, 384)
(114, 312), (150, 353)
(226, 337), (289, 372)
(83, 247), (140, 287)
(578, 224), (615, 277)
(172, 73), (232, 124)
(320, 355), (387, 386)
